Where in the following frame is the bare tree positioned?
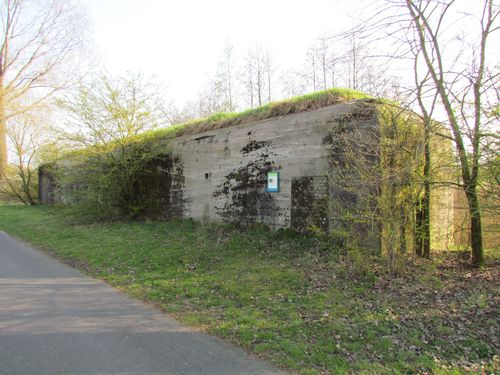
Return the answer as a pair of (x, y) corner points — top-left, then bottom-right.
(241, 46), (272, 107)
(353, 0), (499, 265)
(305, 46), (318, 92)
(263, 49), (274, 102)
(0, 107), (54, 205)
(223, 42), (235, 111)
(241, 53), (255, 108)
(196, 77), (229, 117)
(346, 32), (361, 90)
(0, 0), (87, 177)
(210, 41), (236, 112)
(253, 48), (265, 106)
(402, 0), (499, 266)
(196, 42), (239, 116)
(279, 68), (307, 99)
(302, 30), (393, 96)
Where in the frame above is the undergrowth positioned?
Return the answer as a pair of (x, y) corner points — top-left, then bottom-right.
(0, 204), (497, 375)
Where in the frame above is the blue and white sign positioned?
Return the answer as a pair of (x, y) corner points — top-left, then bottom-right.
(266, 171), (279, 192)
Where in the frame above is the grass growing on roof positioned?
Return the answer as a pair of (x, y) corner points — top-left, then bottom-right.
(136, 87), (372, 144)
(55, 88), (371, 161)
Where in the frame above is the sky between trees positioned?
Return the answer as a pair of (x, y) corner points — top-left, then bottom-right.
(84, 0), (500, 113)
(84, 0), (382, 106)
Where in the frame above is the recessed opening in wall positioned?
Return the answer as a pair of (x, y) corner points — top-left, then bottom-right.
(205, 173), (210, 179)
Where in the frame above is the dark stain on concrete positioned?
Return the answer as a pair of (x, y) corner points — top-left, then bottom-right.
(240, 140), (270, 154)
(291, 176), (329, 233)
(214, 141), (284, 226)
(130, 154), (185, 220)
(38, 164), (59, 205)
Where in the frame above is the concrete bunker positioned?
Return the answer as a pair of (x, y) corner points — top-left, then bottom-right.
(39, 97), (457, 253)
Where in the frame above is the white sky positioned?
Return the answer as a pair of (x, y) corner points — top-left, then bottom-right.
(84, 0), (361, 105)
(83, 0), (500, 111)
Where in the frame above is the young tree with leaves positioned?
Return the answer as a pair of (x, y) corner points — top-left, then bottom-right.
(57, 72), (170, 217)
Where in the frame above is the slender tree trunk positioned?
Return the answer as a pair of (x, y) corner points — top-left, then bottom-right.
(352, 37), (357, 90)
(400, 205), (407, 253)
(267, 68), (271, 103)
(322, 58), (327, 90)
(466, 186), (483, 266)
(312, 54), (316, 91)
(422, 140), (431, 259)
(249, 72), (254, 109)
(0, 75), (7, 179)
(413, 146), (430, 258)
(257, 69), (262, 106)
(226, 54), (233, 111)
(415, 199), (423, 256)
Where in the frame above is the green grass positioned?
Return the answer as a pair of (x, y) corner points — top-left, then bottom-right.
(138, 87), (371, 142)
(57, 88), (372, 160)
(0, 204), (498, 375)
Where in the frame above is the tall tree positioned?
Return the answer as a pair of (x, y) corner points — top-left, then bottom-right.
(403, 0), (498, 266)
(0, 0), (86, 177)
(263, 49), (274, 103)
(241, 46), (273, 108)
(305, 46), (318, 92)
(358, 0), (499, 265)
(222, 42), (235, 111)
(0, 107), (51, 205)
(337, 0), (498, 265)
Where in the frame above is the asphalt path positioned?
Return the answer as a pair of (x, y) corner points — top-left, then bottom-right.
(0, 231), (288, 375)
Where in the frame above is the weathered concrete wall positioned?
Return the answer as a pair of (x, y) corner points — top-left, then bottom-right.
(38, 165), (59, 205)
(168, 102), (377, 231)
(430, 134), (456, 250)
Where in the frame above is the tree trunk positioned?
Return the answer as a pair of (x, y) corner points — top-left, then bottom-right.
(0, 81), (7, 179)
(422, 141), (431, 259)
(415, 199), (423, 257)
(400, 205), (407, 254)
(465, 186), (483, 266)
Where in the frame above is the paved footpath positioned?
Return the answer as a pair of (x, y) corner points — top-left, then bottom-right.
(0, 231), (289, 375)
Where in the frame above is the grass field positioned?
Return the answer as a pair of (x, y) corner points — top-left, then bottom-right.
(0, 204), (498, 374)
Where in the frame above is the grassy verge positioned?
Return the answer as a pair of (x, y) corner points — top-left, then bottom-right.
(0, 205), (498, 374)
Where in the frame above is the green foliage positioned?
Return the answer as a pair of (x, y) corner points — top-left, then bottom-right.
(49, 86), (371, 219)
(58, 72), (168, 147)
(324, 102), (425, 268)
(134, 87), (370, 144)
(58, 143), (170, 219)
(55, 73), (172, 218)
(377, 105), (424, 263)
